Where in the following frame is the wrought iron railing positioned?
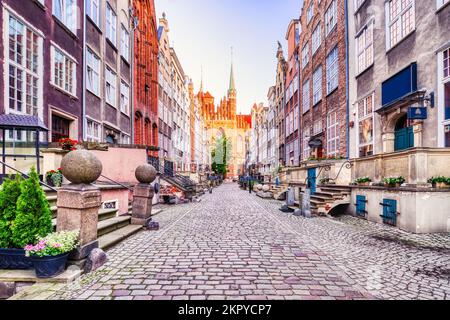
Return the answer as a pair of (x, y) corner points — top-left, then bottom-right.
(98, 174), (133, 191)
(0, 160), (57, 192)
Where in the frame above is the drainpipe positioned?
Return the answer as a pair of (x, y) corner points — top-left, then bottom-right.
(345, 0), (350, 160)
(82, 0), (87, 141)
(130, 7), (136, 144)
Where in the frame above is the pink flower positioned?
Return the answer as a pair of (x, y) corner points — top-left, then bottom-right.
(53, 243), (62, 248)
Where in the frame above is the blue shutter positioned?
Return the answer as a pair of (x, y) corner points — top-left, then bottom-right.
(356, 195), (367, 217)
(381, 199), (397, 226)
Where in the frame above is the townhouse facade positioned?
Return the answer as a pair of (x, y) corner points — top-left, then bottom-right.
(170, 48), (190, 172)
(284, 19), (301, 167)
(275, 43), (287, 166)
(84, 0), (133, 145)
(348, 0), (450, 159)
(133, 0), (158, 151)
(157, 13), (172, 160)
(299, 0), (348, 161)
(0, 0), (84, 143)
(267, 86), (277, 176)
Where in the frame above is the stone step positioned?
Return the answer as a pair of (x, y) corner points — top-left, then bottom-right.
(310, 195), (332, 202)
(51, 208), (119, 228)
(320, 186), (351, 192)
(98, 225), (143, 251)
(313, 191), (337, 199)
(97, 216), (132, 237)
(46, 195), (58, 207)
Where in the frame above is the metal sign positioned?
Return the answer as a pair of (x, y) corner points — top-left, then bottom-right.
(407, 106), (427, 120)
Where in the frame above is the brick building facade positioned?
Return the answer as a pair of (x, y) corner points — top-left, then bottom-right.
(299, 0), (348, 160)
(133, 0), (158, 152)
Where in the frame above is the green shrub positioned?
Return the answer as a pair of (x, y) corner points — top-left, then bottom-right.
(354, 177), (372, 184)
(11, 167), (53, 248)
(0, 175), (23, 248)
(383, 176), (406, 186)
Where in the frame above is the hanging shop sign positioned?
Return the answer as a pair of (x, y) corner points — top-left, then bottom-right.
(407, 106), (428, 120)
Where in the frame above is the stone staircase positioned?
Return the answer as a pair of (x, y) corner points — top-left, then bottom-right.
(310, 185), (351, 215)
(271, 184), (289, 200)
(46, 188), (161, 251)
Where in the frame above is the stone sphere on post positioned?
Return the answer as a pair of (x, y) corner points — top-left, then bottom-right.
(135, 164), (157, 184)
(60, 150), (103, 184)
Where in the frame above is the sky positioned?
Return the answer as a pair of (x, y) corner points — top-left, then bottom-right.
(155, 0), (303, 115)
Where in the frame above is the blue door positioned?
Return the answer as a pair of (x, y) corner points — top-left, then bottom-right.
(395, 127), (414, 151)
(307, 168), (317, 194)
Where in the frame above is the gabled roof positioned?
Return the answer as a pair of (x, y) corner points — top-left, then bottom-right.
(0, 114), (48, 131)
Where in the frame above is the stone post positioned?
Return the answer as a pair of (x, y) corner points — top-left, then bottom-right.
(132, 164), (157, 226)
(57, 150), (103, 261)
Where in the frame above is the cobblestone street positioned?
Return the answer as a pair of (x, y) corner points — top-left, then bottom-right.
(49, 183), (450, 300)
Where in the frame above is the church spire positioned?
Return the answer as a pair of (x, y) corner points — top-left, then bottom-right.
(228, 47), (236, 93)
(200, 65), (204, 92)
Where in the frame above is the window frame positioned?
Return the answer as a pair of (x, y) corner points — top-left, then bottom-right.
(50, 43), (77, 97)
(86, 47), (101, 96)
(356, 93), (375, 157)
(327, 111), (340, 156)
(4, 10), (44, 119)
(313, 65), (323, 105)
(326, 46), (339, 94)
(355, 20), (374, 75)
(106, 3), (117, 47)
(385, 0), (416, 51)
(105, 66), (117, 107)
(302, 79), (311, 113)
(86, 0), (100, 27)
(52, 0), (77, 33)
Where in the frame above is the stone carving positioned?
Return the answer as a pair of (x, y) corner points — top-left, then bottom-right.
(60, 150), (102, 184)
(135, 164), (157, 184)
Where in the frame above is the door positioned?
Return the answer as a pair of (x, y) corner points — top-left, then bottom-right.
(394, 114), (414, 151)
(307, 168), (317, 194)
(381, 199), (397, 226)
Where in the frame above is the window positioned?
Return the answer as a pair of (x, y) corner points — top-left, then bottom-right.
(106, 3), (117, 46)
(53, 0), (77, 33)
(86, 0), (100, 26)
(437, 0), (450, 9)
(313, 66), (322, 105)
(51, 46), (76, 95)
(303, 128), (311, 160)
(86, 48), (100, 95)
(120, 24), (130, 61)
(356, 21), (374, 74)
(327, 112), (340, 156)
(326, 47), (339, 94)
(325, 0), (337, 36)
(358, 94), (374, 157)
(87, 120), (101, 142)
(355, 0), (368, 11)
(120, 81), (130, 114)
(293, 107), (299, 131)
(386, 0), (415, 50)
(307, 2), (314, 24)
(120, 133), (131, 144)
(105, 67), (117, 106)
(6, 14), (42, 117)
(313, 120), (322, 135)
(312, 23), (322, 54)
(302, 43), (309, 68)
(303, 80), (310, 113)
(442, 48), (450, 147)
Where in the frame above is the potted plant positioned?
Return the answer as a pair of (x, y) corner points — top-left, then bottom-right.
(383, 176), (406, 188)
(25, 230), (79, 278)
(0, 175), (33, 269)
(354, 177), (372, 186)
(59, 138), (78, 151)
(11, 167), (53, 250)
(45, 168), (63, 188)
(319, 178), (332, 185)
(428, 176), (450, 189)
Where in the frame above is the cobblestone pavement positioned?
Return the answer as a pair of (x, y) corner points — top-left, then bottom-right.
(48, 184), (450, 300)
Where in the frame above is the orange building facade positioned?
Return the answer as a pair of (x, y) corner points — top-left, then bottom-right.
(133, 0), (159, 154)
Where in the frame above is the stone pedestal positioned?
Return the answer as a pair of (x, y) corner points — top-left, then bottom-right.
(132, 164), (157, 226)
(57, 150), (103, 262)
(131, 183), (155, 225)
(57, 184), (101, 260)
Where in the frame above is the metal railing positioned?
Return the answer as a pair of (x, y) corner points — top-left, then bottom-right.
(98, 174), (133, 191)
(0, 160), (57, 192)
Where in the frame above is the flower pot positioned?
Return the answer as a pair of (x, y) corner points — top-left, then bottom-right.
(31, 253), (70, 278)
(0, 248), (33, 269)
(436, 182), (450, 189)
(357, 182), (370, 186)
(385, 183), (400, 188)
